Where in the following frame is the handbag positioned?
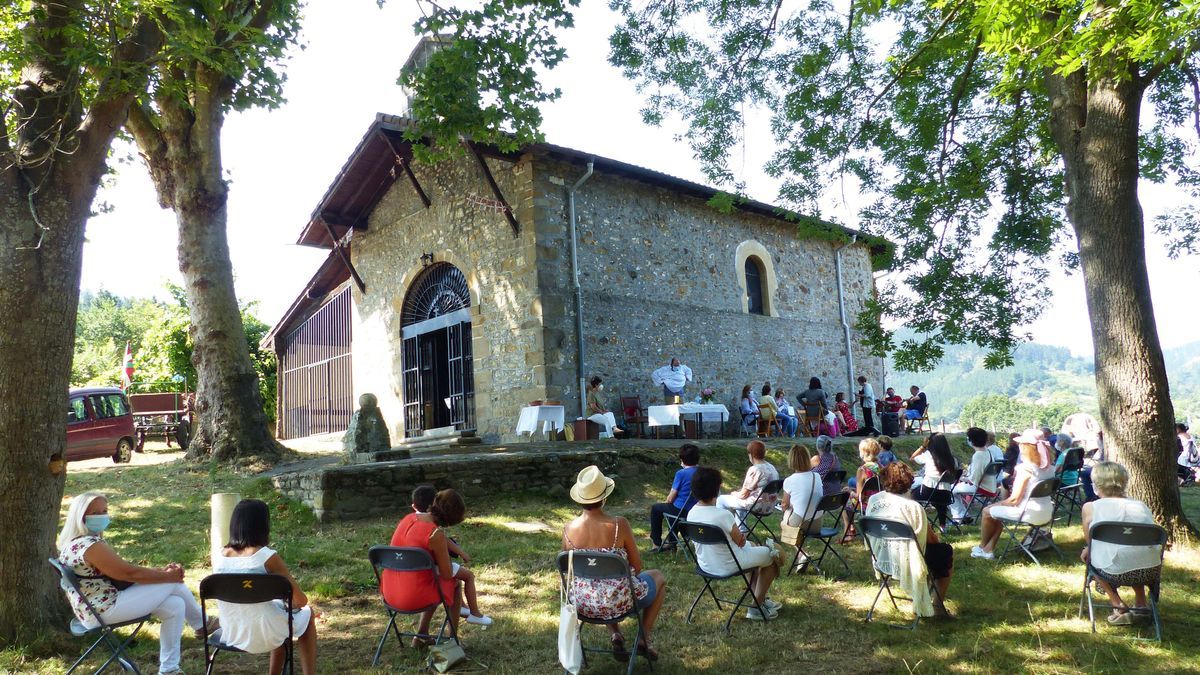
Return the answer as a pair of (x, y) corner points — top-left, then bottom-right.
(558, 551), (584, 674)
(429, 641), (467, 673)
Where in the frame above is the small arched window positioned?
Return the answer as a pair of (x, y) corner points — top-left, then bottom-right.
(745, 257), (765, 315)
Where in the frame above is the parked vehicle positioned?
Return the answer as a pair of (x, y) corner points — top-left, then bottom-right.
(128, 392), (192, 451)
(66, 387), (136, 463)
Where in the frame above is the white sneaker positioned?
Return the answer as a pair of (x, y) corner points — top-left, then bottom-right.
(460, 607), (470, 617)
(763, 598), (782, 613)
(970, 546), (994, 560)
(466, 613), (493, 626)
(745, 607), (772, 621)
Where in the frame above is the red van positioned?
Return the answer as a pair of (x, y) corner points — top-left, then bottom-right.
(66, 387), (136, 463)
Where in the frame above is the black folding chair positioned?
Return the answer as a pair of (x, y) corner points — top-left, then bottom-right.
(964, 461), (1006, 521)
(367, 546), (459, 667)
(1078, 522), (1167, 642)
(683, 521), (770, 633)
(787, 491), (851, 579)
(738, 479), (784, 543)
(660, 504), (695, 563)
(199, 573), (295, 675)
(859, 517), (943, 630)
(556, 550), (651, 675)
(995, 478), (1064, 565)
(825, 469), (848, 492)
(916, 469), (961, 533)
(49, 558), (148, 675)
(1055, 448), (1086, 525)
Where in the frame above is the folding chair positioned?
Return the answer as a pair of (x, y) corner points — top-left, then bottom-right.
(995, 478), (1064, 565)
(1055, 448), (1086, 525)
(859, 516), (943, 630)
(660, 505), (695, 563)
(964, 461), (1005, 521)
(825, 469), (848, 492)
(48, 558), (149, 675)
(556, 551), (651, 675)
(916, 469), (962, 534)
(801, 402), (824, 438)
(199, 573), (295, 675)
(682, 521), (770, 633)
(1078, 522), (1167, 642)
(756, 404), (783, 437)
(738, 479), (784, 543)
(843, 475), (881, 544)
(787, 491), (851, 579)
(367, 546), (459, 667)
(905, 409), (931, 434)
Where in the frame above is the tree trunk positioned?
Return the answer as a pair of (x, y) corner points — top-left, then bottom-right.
(176, 182), (282, 463)
(1049, 73), (1194, 538)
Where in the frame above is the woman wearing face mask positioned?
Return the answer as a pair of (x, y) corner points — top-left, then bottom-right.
(586, 376), (624, 438)
(57, 492), (212, 675)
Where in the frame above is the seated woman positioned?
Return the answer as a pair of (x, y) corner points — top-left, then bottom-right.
(1080, 462), (1164, 625)
(382, 489), (479, 648)
(758, 384), (780, 433)
(910, 433), (958, 528)
(649, 444), (701, 552)
(57, 492), (210, 675)
(586, 376), (624, 438)
(563, 466), (667, 660)
(1054, 432), (1081, 485)
(951, 427), (1000, 522)
(972, 429), (1056, 559)
(780, 445), (824, 569)
(739, 385), (759, 431)
(1176, 423), (1198, 485)
(864, 463), (955, 619)
(715, 440), (781, 533)
(810, 434), (843, 495)
(774, 389), (799, 438)
(842, 438), (884, 542)
(214, 499), (319, 675)
(833, 392), (859, 434)
(687, 467), (782, 620)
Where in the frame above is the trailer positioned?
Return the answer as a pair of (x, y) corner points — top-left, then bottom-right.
(129, 392), (193, 451)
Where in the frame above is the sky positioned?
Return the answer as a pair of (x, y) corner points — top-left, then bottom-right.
(80, 0), (1199, 359)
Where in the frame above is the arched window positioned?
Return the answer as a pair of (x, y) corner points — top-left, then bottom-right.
(745, 257), (765, 315)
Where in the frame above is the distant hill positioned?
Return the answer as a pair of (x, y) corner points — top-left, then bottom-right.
(885, 334), (1199, 425)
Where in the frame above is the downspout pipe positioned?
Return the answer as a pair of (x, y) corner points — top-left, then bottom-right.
(835, 235), (859, 404)
(568, 160), (594, 420)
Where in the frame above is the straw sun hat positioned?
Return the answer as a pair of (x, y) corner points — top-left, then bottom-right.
(570, 465), (615, 505)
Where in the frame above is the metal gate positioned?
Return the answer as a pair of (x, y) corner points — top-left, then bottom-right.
(278, 286), (353, 439)
(401, 263), (475, 438)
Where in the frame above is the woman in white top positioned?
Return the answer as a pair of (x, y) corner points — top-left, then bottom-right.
(687, 467), (781, 621)
(1081, 462), (1164, 625)
(952, 427), (998, 520)
(1176, 423), (1198, 484)
(213, 499), (318, 675)
(971, 429), (1056, 560)
(56, 493), (211, 675)
(780, 444), (824, 533)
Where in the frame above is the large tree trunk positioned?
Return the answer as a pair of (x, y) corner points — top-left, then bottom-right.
(129, 65), (281, 464)
(1049, 72), (1194, 538)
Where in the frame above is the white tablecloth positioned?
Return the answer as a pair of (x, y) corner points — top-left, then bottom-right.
(516, 405), (565, 437)
(647, 403), (730, 427)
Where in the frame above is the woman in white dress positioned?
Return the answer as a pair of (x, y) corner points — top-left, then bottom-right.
(971, 429), (1056, 560)
(213, 499), (319, 675)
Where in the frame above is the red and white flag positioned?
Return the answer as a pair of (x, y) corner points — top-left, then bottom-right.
(121, 342), (135, 390)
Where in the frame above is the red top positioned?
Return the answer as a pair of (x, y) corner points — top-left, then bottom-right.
(381, 513), (457, 611)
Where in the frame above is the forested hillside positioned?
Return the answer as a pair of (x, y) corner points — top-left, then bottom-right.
(886, 335), (1199, 428)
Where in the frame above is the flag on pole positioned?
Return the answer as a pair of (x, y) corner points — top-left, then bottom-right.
(121, 342), (135, 390)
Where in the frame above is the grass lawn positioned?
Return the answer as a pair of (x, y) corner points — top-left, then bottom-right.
(7, 435), (1200, 673)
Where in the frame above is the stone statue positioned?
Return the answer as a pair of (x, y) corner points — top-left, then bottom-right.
(344, 393), (391, 455)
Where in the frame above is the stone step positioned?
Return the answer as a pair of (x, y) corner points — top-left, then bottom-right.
(395, 435), (484, 452)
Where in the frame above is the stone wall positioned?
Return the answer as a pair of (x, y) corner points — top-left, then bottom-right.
(528, 155), (884, 423)
(272, 448), (619, 522)
(351, 150), (552, 442)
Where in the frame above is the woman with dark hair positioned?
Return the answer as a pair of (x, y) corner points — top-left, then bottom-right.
(586, 376), (624, 438)
(834, 392), (859, 434)
(739, 385), (759, 430)
(1176, 423), (1198, 484)
(800, 377), (828, 410)
(563, 466), (668, 660)
(910, 433), (959, 527)
(864, 462), (954, 619)
(214, 499), (319, 675)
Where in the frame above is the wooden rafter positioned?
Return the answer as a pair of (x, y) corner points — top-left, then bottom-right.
(323, 219), (367, 293)
(464, 140), (519, 236)
(377, 130), (431, 209)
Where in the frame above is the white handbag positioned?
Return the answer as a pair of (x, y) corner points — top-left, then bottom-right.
(558, 551), (583, 674)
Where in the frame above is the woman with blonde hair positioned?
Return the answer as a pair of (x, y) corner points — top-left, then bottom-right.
(1080, 462), (1163, 625)
(971, 429), (1057, 559)
(780, 444), (824, 534)
(56, 492), (210, 675)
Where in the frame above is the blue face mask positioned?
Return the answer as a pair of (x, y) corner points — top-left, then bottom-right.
(671, 365), (679, 372)
(84, 514), (111, 534)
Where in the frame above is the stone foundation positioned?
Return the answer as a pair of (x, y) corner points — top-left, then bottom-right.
(272, 448), (621, 522)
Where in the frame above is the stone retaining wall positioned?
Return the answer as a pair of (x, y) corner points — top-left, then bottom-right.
(272, 449), (620, 522)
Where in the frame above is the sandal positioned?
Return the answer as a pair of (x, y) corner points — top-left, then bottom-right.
(637, 641), (659, 662)
(610, 632), (628, 661)
(410, 636), (436, 649)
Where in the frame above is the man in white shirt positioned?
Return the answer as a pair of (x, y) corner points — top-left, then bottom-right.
(651, 358), (693, 402)
(855, 375), (876, 431)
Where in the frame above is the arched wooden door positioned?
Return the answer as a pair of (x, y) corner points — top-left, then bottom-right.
(400, 263), (475, 437)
